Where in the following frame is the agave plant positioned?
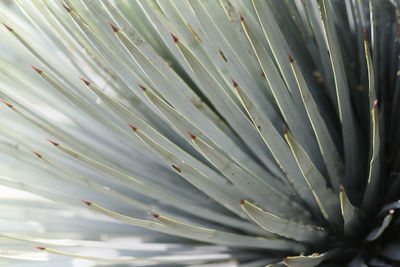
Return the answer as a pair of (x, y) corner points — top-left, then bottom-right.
(0, 0), (399, 266)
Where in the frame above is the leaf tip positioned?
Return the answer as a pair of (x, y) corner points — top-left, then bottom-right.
(151, 213), (159, 219)
(283, 124), (288, 134)
(373, 99), (378, 109)
(31, 66), (42, 74)
(31, 151), (42, 158)
(238, 11), (244, 22)
(340, 185), (344, 192)
(231, 78), (238, 88)
(170, 32), (178, 43)
(46, 139), (59, 147)
(1, 22), (13, 32)
(109, 23), (119, 33)
(1, 100), (13, 108)
(137, 83), (147, 91)
(81, 200), (92, 206)
(36, 247), (46, 251)
(61, 3), (71, 12)
(288, 53), (293, 63)
(128, 123), (138, 132)
(187, 130), (196, 140)
(80, 78), (90, 86)
(239, 199), (245, 205)
(171, 165), (182, 173)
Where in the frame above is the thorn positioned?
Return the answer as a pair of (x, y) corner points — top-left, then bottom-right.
(239, 199), (245, 205)
(171, 165), (182, 173)
(363, 28), (367, 41)
(231, 78), (238, 88)
(151, 213), (159, 219)
(187, 130), (196, 140)
(283, 125), (288, 134)
(61, 3), (71, 12)
(137, 83), (147, 91)
(288, 53), (293, 63)
(81, 200), (92, 206)
(1, 22), (13, 32)
(109, 23), (119, 33)
(238, 11), (244, 22)
(31, 151), (42, 158)
(373, 99), (378, 109)
(80, 78), (90, 86)
(46, 139), (59, 147)
(128, 123), (137, 132)
(170, 32), (178, 43)
(1, 100), (12, 108)
(339, 185), (344, 192)
(31, 66), (42, 74)
(36, 247), (46, 251)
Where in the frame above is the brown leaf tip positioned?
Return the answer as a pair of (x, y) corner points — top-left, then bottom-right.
(31, 151), (42, 158)
(46, 139), (59, 147)
(171, 165), (182, 173)
(239, 199), (245, 205)
(1, 100), (13, 108)
(151, 213), (159, 219)
(137, 83), (147, 91)
(373, 99), (378, 109)
(128, 123), (138, 132)
(288, 53), (293, 63)
(36, 247), (46, 251)
(80, 78), (90, 86)
(187, 131), (196, 140)
(61, 3), (71, 13)
(170, 32), (178, 43)
(1, 23), (13, 32)
(363, 28), (367, 41)
(109, 23), (119, 33)
(219, 50), (227, 62)
(238, 11), (244, 22)
(231, 78), (238, 88)
(283, 125), (288, 134)
(339, 185), (344, 192)
(81, 200), (92, 206)
(31, 66), (42, 74)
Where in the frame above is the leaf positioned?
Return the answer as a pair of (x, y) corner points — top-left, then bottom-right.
(241, 200), (327, 243)
(173, 32), (279, 171)
(131, 127), (264, 233)
(284, 129), (342, 227)
(366, 209), (394, 241)
(340, 186), (361, 236)
(283, 253), (325, 267)
(361, 101), (380, 212)
(289, 56), (343, 192)
(361, 34), (380, 212)
(141, 84), (278, 185)
(319, 0), (361, 198)
(191, 134), (311, 221)
(48, 141), (258, 228)
(240, 9), (322, 169)
(233, 83), (318, 217)
(86, 201), (306, 251)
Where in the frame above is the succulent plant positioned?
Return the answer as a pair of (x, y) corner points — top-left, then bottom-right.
(0, 0), (400, 266)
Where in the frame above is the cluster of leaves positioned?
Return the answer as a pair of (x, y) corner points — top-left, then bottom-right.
(0, 0), (399, 266)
